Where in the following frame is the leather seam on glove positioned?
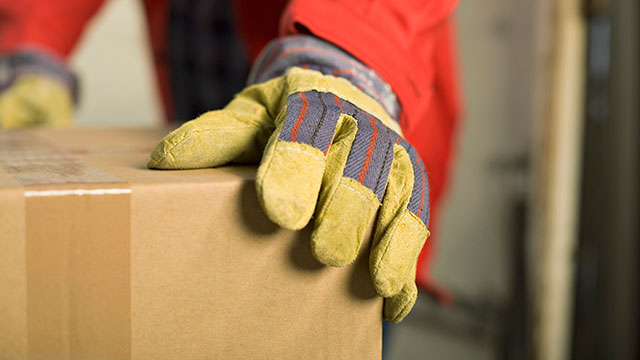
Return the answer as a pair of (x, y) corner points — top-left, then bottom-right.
(388, 287), (418, 323)
(339, 181), (377, 204)
(372, 210), (412, 279)
(372, 209), (427, 296)
(316, 177), (380, 225)
(148, 125), (263, 168)
(257, 140), (325, 196)
(276, 145), (325, 163)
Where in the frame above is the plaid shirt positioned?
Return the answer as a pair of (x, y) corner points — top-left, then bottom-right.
(168, 0), (250, 123)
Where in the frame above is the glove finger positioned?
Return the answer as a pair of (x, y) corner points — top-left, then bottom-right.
(311, 99), (398, 266)
(371, 143), (429, 297)
(383, 272), (418, 323)
(311, 175), (380, 266)
(148, 91), (275, 169)
(256, 91), (344, 230)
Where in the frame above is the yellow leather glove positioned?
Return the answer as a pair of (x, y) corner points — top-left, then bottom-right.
(0, 74), (73, 129)
(149, 67), (430, 322)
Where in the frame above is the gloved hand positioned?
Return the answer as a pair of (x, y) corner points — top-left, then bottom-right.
(148, 36), (430, 322)
(0, 51), (76, 129)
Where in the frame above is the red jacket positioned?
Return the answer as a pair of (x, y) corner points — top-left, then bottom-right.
(0, 0), (461, 294)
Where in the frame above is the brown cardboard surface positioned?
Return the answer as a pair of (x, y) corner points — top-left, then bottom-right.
(0, 188), (27, 359)
(25, 185), (131, 359)
(0, 128), (382, 359)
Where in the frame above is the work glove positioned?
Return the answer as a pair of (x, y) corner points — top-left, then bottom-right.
(0, 51), (76, 129)
(148, 36), (430, 322)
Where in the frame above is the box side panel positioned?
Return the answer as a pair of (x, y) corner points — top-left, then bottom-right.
(131, 181), (382, 360)
(0, 188), (28, 359)
(25, 187), (131, 359)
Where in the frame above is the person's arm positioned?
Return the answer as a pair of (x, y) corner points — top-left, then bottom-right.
(149, 0), (461, 321)
(0, 0), (106, 128)
(280, 0), (459, 132)
(0, 0), (107, 59)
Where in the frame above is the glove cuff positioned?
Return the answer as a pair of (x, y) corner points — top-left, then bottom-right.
(0, 49), (79, 103)
(249, 35), (400, 122)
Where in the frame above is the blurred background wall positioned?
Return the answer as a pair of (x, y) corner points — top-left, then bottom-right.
(389, 0), (541, 358)
(70, 0), (161, 127)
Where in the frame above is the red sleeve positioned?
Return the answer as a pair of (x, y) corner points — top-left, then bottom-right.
(406, 18), (461, 287)
(141, 0), (172, 122)
(234, 0), (288, 61)
(280, 0), (458, 133)
(0, 0), (106, 60)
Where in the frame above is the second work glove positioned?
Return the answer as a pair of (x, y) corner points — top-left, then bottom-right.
(148, 36), (430, 322)
(0, 51), (76, 129)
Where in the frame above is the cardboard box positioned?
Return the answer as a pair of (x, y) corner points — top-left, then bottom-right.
(0, 129), (382, 359)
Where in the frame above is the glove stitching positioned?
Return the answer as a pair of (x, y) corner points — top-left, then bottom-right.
(190, 126), (258, 131)
(338, 182), (372, 203)
(257, 143), (324, 211)
(165, 148), (177, 164)
(373, 210), (410, 281)
(157, 126), (260, 166)
(374, 210), (425, 288)
(315, 177), (342, 221)
(167, 126), (257, 151)
(404, 210), (429, 244)
(390, 287), (417, 322)
(226, 112), (267, 128)
(276, 146), (324, 163)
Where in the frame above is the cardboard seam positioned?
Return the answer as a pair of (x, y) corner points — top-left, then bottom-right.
(24, 188), (132, 197)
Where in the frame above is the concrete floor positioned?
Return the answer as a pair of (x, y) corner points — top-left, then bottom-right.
(386, 293), (500, 359)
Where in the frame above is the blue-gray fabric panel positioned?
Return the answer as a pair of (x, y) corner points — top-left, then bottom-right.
(399, 139), (430, 225)
(342, 103), (373, 181)
(312, 93), (343, 152)
(339, 97), (398, 201)
(279, 93), (304, 142)
(373, 127), (397, 197)
(279, 91), (341, 153)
